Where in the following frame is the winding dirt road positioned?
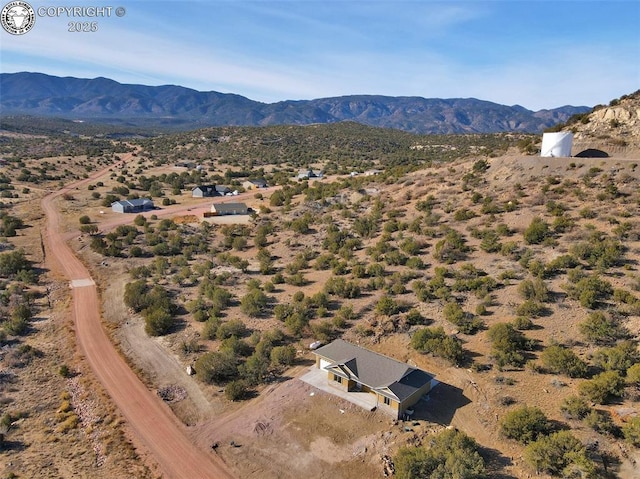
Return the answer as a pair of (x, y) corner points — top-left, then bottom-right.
(41, 153), (234, 479)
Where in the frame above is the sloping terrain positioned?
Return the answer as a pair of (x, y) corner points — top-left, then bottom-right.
(564, 90), (640, 157)
(0, 89), (639, 478)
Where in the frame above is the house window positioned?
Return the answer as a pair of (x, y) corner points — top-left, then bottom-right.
(383, 396), (391, 406)
(333, 374), (342, 384)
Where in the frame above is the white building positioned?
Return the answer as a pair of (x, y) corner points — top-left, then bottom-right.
(541, 132), (573, 157)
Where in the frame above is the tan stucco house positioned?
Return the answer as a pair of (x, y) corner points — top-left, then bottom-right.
(242, 179), (268, 190)
(312, 339), (433, 419)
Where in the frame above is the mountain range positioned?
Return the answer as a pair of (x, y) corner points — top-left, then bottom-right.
(0, 72), (589, 134)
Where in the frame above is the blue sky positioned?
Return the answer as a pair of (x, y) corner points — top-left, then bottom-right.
(1, 0), (639, 110)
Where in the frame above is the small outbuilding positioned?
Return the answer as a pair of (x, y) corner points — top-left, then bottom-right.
(111, 198), (154, 214)
(192, 185), (231, 197)
(211, 202), (250, 216)
(297, 169), (323, 180)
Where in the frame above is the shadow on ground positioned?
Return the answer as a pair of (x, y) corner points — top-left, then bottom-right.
(411, 381), (470, 425)
(479, 445), (517, 479)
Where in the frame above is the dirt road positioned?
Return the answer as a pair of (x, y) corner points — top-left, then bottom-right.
(41, 153), (234, 479)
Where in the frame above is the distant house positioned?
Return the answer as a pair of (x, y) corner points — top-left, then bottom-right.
(297, 169), (323, 180)
(174, 161), (195, 169)
(111, 198), (154, 214)
(313, 339), (434, 419)
(211, 202), (249, 216)
(192, 185), (231, 197)
(364, 169), (383, 176)
(242, 179), (268, 190)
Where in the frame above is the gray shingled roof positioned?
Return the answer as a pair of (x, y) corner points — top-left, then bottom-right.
(213, 202), (248, 214)
(193, 185), (230, 195)
(314, 339), (433, 402)
(112, 198), (153, 208)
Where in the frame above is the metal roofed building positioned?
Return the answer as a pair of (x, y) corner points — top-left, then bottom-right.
(312, 339), (434, 418)
(111, 198), (154, 213)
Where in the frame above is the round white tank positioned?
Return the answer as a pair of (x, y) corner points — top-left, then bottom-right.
(541, 132), (573, 157)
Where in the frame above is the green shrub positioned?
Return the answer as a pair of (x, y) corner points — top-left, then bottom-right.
(405, 308), (427, 325)
(270, 345), (296, 367)
(523, 217), (552, 245)
(216, 319), (248, 340)
(579, 207), (597, 219)
(443, 302), (482, 334)
(479, 230), (502, 253)
(592, 340), (639, 373)
(394, 429), (485, 479)
(324, 276), (361, 299)
(578, 370), (625, 404)
(540, 344), (588, 378)
(622, 416), (640, 447)
(201, 316), (220, 339)
(219, 336), (252, 357)
(579, 311), (628, 345)
(58, 364), (72, 378)
(240, 352), (270, 385)
(518, 278), (548, 302)
(453, 208), (476, 221)
(564, 274), (613, 309)
(560, 395), (591, 420)
(570, 233), (624, 270)
(5, 314), (29, 336)
(0, 250), (30, 277)
(433, 228), (470, 264)
(627, 363), (640, 386)
(375, 295), (399, 316)
(475, 303), (487, 316)
(240, 289), (269, 317)
(524, 430), (596, 477)
(515, 300), (545, 318)
(512, 316), (534, 330)
(144, 307), (175, 336)
(411, 326), (465, 365)
(224, 380), (249, 401)
(501, 406), (549, 444)
(584, 409), (618, 436)
(488, 323), (528, 368)
(544, 254), (579, 277)
(195, 351), (239, 384)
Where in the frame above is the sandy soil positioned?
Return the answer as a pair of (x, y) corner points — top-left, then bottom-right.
(190, 375), (393, 479)
(37, 151), (640, 479)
